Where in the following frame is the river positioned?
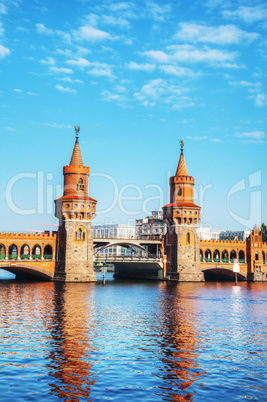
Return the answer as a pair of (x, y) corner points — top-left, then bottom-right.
(0, 271), (267, 401)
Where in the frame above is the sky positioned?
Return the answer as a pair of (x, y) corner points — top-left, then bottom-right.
(0, 0), (266, 233)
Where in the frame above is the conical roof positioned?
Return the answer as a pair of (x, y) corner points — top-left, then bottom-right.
(175, 149), (188, 176)
(70, 137), (83, 166)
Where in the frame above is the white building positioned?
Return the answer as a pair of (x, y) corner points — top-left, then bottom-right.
(136, 211), (166, 238)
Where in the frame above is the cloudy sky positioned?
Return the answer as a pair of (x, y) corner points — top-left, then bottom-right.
(0, 0), (266, 232)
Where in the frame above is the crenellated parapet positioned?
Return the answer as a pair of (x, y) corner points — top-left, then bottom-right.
(0, 232), (56, 239)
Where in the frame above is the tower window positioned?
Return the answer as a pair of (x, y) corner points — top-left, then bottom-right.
(78, 178), (84, 190)
(75, 228), (85, 241)
(177, 187), (182, 196)
(187, 232), (190, 244)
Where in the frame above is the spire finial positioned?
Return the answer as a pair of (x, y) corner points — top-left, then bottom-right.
(74, 126), (80, 139)
(180, 138), (184, 153)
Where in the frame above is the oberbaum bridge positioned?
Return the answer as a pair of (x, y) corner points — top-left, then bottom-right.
(0, 127), (266, 283)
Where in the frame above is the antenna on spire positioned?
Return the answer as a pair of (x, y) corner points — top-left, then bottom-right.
(180, 138), (184, 153)
(74, 126), (80, 140)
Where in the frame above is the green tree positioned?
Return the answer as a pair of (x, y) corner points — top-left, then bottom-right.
(260, 223), (267, 242)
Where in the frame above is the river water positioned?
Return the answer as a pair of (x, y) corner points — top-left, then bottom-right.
(0, 271), (267, 401)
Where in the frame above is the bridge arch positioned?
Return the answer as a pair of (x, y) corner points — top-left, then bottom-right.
(230, 250), (237, 262)
(9, 244), (18, 259)
(239, 250), (245, 262)
(94, 241), (152, 258)
(203, 267), (246, 281)
(0, 262), (53, 280)
(205, 249), (212, 262)
(213, 249), (220, 262)
(32, 244), (41, 260)
(0, 244), (6, 259)
(44, 245), (53, 259)
(21, 244), (30, 260)
(222, 250), (228, 262)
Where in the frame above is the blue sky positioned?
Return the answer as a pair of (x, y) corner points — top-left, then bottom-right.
(0, 0), (266, 233)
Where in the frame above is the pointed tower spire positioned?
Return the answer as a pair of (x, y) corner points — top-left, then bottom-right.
(176, 139), (188, 176)
(70, 126), (84, 166)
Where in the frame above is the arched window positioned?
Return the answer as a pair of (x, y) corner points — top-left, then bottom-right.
(9, 244), (18, 259)
(200, 249), (203, 262)
(21, 244), (30, 259)
(239, 250), (245, 263)
(177, 187), (182, 196)
(263, 251), (265, 264)
(75, 228), (85, 241)
(255, 252), (259, 261)
(44, 245), (53, 260)
(0, 244), (5, 259)
(33, 245), (41, 259)
(230, 250), (237, 262)
(78, 178), (84, 190)
(205, 249), (211, 262)
(186, 232), (190, 244)
(213, 250), (220, 262)
(222, 250), (228, 262)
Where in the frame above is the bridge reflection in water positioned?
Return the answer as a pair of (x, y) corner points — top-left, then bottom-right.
(47, 283), (98, 400)
(158, 282), (207, 401)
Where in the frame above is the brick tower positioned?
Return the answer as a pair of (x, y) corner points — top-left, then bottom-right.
(54, 126), (97, 282)
(163, 140), (204, 281)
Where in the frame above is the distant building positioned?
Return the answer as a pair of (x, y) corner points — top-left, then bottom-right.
(197, 228), (250, 241)
(219, 230), (250, 241)
(135, 211), (166, 238)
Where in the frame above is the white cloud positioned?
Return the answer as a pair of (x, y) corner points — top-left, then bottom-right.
(159, 64), (195, 77)
(174, 23), (258, 44)
(229, 80), (253, 87)
(50, 66), (73, 74)
(101, 14), (131, 28)
(55, 84), (77, 93)
(142, 50), (169, 63)
(235, 131), (265, 139)
(87, 67), (114, 78)
(126, 61), (155, 72)
(45, 123), (73, 129)
(108, 2), (135, 13)
(168, 44), (239, 68)
(0, 44), (10, 58)
(74, 26), (110, 41)
(27, 92), (38, 96)
(187, 136), (209, 140)
(66, 57), (91, 68)
(101, 90), (126, 102)
(14, 88), (23, 92)
(211, 138), (222, 143)
(147, 1), (171, 21)
(254, 93), (266, 107)
(57, 77), (83, 84)
(0, 22), (4, 36)
(134, 78), (193, 109)
(223, 5), (267, 24)
(0, 3), (7, 14)
(135, 79), (169, 101)
(40, 57), (55, 65)
(36, 23), (53, 35)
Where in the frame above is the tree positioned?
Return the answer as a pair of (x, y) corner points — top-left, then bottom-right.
(260, 223), (267, 242)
